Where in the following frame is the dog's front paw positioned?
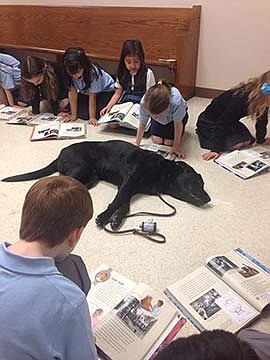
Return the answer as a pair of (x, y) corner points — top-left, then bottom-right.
(110, 212), (125, 230)
(110, 218), (121, 231)
(95, 211), (110, 228)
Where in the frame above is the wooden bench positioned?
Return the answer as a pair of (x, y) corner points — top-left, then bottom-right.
(0, 5), (201, 99)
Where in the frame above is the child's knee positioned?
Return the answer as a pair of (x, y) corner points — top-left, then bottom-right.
(152, 136), (163, 145)
(164, 139), (173, 146)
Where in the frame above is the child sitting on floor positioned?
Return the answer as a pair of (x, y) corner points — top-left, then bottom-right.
(62, 47), (114, 125)
(100, 39), (156, 116)
(196, 70), (270, 161)
(136, 80), (188, 158)
(0, 53), (22, 107)
(21, 56), (69, 115)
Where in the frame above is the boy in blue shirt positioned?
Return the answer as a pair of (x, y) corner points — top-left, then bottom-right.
(136, 80), (188, 158)
(0, 176), (97, 360)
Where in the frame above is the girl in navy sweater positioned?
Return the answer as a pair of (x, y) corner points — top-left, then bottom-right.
(196, 71), (270, 161)
(100, 39), (155, 115)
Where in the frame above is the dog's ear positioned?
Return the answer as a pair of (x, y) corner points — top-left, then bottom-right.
(175, 161), (202, 176)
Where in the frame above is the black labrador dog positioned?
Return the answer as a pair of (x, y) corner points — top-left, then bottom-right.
(2, 140), (211, 229)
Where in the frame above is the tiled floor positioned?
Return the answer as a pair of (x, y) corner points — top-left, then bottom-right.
(1, 96), (269, 334)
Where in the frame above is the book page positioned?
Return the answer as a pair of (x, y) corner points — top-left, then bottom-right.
(0, 106), (25, 120)
(94, 283), (177, 360)
(87, 265), (136, 327)
(143, 144), (181, 161)
(58, 122), (86, 139)
(215, 148), (270, 179)
(120, 103), (141, 130)
(29, 113), (63, 125)
(98, 102), (133, 125)
(30, 121), (60, 141)
(166, 267), (259, 333)
(7, 111), (34, 125)
(206, 250), (270, 311)
(7, 111), (60, 125)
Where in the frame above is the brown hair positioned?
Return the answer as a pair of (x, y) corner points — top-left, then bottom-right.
(144, 80), (171, 115)
(155, 330), (260, 360)
(19, 176), (93, 247)
(233, 70), (270, 119)
(117, 39), (146, 89)
(21, 56), (57, 101)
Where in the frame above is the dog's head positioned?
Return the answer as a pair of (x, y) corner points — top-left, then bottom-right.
(165, 161), (211, 206)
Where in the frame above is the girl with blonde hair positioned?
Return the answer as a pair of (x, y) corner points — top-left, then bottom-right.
(21, 56), (69, 115)
(196, 71), (270, 161)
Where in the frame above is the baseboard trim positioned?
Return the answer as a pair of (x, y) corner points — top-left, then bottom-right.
(195, 87), (224, 98)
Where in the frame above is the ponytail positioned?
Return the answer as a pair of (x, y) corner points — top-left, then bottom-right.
(145, 80), (171, 114)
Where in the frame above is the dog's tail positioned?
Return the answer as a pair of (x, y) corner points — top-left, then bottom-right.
(2, 159), (58, 182)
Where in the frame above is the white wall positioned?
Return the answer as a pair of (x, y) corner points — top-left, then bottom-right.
(1, 0), (269, 90)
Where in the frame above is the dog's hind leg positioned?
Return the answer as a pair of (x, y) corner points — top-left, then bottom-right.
(110, 202), (130, 230)
(66, 168), (99, 189)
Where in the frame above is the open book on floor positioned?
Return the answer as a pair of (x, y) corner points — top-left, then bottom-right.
(30, 121), (86, 141)
(98, 102), (150, 131)
(143, 144), (181, 161)
(7, 112), (63, 126)
(165, 248), (270, 334)
(87, 265), (186, 360)
(0, 104), (26, 120)
(214, 147), (270, 179)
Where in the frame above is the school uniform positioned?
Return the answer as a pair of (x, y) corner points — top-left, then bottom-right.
(71, 65), (114, 120)
(196, 89), (268, 152)
(0, 242), (97, 360)
(31, 62), (68, 115)
(0, 53), (21, 103)
(140, 87), (188, 138)
(115, 66), (155, 104)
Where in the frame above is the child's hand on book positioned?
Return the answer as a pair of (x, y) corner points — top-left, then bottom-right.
(89, 117), (98, 126)
(100, 105), (112, 116)
(60, 113), (77, 123)
(171, 147), (186, 159)
(202, 151), (220, 161)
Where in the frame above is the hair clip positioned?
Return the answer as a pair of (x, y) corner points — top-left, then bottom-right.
(261, 83), (270, 95)
(157, 80), (163, 85)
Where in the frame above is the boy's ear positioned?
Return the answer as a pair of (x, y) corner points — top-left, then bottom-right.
(68, 227), (84, 247)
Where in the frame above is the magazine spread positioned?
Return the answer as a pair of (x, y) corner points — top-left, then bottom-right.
(165, 248), (270, 333)
(7, 112), (63, 126)
(98, 102), (150, 131)
(30, 121), (86, 141)
(214, 147), (270, 179)
(143, 144), (180, 161)
(87, 265), (185, 360)
(0, 104), (26, 120)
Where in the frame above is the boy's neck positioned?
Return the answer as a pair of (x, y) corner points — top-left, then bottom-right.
(8, 239), (60, 259)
